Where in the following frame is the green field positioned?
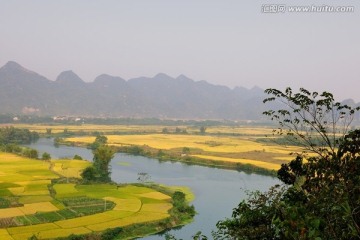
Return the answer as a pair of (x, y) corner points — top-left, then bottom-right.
(0, 152), (187, 240)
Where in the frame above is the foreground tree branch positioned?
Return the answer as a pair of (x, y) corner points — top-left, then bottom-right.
(263, 87), (360, 158)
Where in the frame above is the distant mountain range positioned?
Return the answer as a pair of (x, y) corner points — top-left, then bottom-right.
(0, 61), (357, 120)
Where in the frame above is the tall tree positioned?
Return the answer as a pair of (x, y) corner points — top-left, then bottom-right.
(92, 144), (114, 182)
(89, 135), (108, 150)
(82, 135), (114, 182)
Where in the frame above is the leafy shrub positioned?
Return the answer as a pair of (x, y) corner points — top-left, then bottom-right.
(73, 154), (83, 160)
(101, 227), (123, 240)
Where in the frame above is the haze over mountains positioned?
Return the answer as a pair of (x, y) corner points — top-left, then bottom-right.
(0, 61), (357, 120)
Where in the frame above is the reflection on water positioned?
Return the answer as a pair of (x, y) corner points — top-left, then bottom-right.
(27, 138), (279, 239)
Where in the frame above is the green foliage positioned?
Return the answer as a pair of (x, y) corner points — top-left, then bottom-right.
(60, 235), (86, 240)
(0, 126), (39, 145)
(2, 143), (22, 153)
(171, 191), (195, 218)
(124, 145), (145, 155)
(92, 145), (114, 182)
(100, 227), (123, 239)
(0, 140), (44, 160)
(192, 231), (208, 240)
(0, 127), (39, 146)
(215, 88), (360, 240)
(42, 152), (51, 160)
(22, 148), (39, 159)
(172, 191), (186, 203)
(82, 136), (114, 182)
(73, 154), (83, 160)
(54, 137), (63, 147)
(199, 126), (206, 135)
(81, 166), (98, 181)
(263, 87), (360, 157)
(88, 134), (108, 150)
(215, 185), (284, 240)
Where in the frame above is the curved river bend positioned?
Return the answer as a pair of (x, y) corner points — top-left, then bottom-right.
(27, 138), (279, 239)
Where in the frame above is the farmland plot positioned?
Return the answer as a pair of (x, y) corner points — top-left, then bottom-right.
(0, 153), (176, 239)
(66, 130), (302, 171)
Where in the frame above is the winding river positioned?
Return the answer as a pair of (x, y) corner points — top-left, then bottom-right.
(26, 138), (279, 239)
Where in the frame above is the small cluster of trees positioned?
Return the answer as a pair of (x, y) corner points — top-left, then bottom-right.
(162, 127), (188, 134)
(82, 135), (114, 183)
(0, 126), (39, 145)
(0, 127), (51, 160)
(1, 143), (51, 160)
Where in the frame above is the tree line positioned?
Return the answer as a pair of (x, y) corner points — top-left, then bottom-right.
(0, 126), (51, 160)
(0, 126), (39, 145)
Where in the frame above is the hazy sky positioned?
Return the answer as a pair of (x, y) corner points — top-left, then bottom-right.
(1, 0), (359, 101)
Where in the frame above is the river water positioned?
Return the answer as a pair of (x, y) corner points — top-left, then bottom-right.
(27, 138), (279, 239)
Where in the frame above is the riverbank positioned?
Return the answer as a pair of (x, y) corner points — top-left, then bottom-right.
(56, 137), (283, 176)
(12, 124), (298, 176)
(24, 137), (280, 239)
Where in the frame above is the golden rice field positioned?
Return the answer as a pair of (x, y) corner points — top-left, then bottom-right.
(5, 123), (307, 170)
(6, 184), (172, 240)
(204, 126), (274, 135)
(66, 132), (303, 170)
(3, 124), (184, 134)
(5, 123), (274, 136)
(51, 159), (91, 178)
(192, 155), (281, 170)
(0, 152), (180, 239)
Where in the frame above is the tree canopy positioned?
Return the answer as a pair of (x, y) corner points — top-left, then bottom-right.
(0, 126), (39, 145)
(93, 144), (114, 182)
(82, 135), (114, 182)
(215, 88), (360, 240)
(263, 87), (359, 157)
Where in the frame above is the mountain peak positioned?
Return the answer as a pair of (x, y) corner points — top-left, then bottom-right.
(1, 61), (29, 72)
(94, 74), (126, 84)
(56, 70), (84, 84)
(95, 74), (124, 80)
(176, 74), (194, 82)
(153, 73), (172, 80)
